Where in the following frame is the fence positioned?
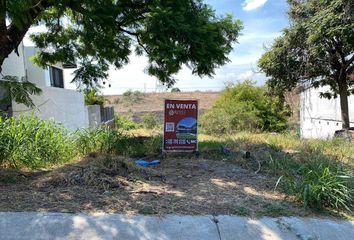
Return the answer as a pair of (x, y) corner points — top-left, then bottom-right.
(87, 105), (115, 128)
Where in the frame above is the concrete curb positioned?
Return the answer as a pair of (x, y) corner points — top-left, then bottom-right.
(0, 212), (353, 240)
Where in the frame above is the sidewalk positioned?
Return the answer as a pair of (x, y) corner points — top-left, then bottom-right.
(0, 212), (353, 240)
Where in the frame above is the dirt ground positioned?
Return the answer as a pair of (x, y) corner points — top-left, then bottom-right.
(0, 154), (317, 218)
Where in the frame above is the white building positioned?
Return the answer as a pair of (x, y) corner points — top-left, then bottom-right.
(300, 86), (354, 139)
(0, 42), (89, 130)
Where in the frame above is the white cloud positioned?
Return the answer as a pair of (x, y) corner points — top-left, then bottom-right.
(237, 70), (262, 80)
(242, 0), (268, 11)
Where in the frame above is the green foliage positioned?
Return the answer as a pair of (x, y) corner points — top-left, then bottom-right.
(84, 89), (105, 106)
(268, 155), (353, 211)
(122, 90), (144, 105)
(171, 87), (181, 92)
(0, 115), (75, 169)
(259, 0), (354, 95)
(75, 127), (130, 155)
(125, 135), (162, 158)
(0, 115), (161, 169)
(0, 0), (242, 89)
(142, 113), (159, 129)
(259, 0), (354, 128)
(0, 76), (42, 108)
(200, 81), (289, 134)
(75, 127), (161, 158)
(72, 62), (109, 90)
(115, 115), (141, 130)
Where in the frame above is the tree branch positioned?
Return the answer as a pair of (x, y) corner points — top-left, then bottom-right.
(331, 38), (346, 64)
(7, 0), (52, 51)
(136, 36), (150, 55)
(118, 27), (138, 36)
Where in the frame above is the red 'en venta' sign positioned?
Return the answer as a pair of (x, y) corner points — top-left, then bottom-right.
(163, 99), (198, 152)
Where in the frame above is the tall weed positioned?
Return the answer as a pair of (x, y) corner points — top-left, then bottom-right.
(267, 154), (353, 212)
(0, 115), (75, 169)
(75, 127), (130, 155)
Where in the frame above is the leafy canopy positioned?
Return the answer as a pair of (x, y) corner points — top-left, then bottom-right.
(3, 0), (243, 89)
(259, 0), (354, 98)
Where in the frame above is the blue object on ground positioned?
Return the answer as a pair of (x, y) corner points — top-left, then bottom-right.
(135, 159), (161, 167)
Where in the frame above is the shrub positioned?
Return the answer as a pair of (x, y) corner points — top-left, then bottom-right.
(200, 80), (289, 134)
(142, 113), (159, 129)
(115, 115), (141, 130)
(84, 89), (105, 105)
(122, 89), (144, 105)
(0, 115), (75, 169)
(171, 87), (181, 92)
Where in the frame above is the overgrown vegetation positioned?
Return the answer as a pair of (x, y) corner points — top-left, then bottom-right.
(199, 132), (354, 213)
(115, 115), (141, 130)
(142, 113), (160, 129)
(1, 114), (352, 214)
(200, 81), (290, 134)
(0, 115), (162, 170)
(0, 115), (75, 169)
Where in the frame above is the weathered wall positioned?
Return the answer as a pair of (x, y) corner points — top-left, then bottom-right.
(300, 86), (354, 139)
(12, 86), (89, 130)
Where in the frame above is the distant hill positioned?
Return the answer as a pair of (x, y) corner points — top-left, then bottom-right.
(105, 91), (221, 121)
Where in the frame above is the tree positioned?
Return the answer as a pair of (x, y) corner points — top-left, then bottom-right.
(259, 0), (354, 129)
(171, 87), (181, 92)
(0, 0), (242, 90)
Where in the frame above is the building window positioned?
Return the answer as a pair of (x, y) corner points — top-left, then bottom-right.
(49, 66), (64, 88)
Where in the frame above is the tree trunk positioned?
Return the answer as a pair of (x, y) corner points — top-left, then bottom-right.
(338, 72), (350, 129)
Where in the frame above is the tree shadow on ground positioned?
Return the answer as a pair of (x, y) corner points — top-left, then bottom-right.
(0, 137), (350, 219)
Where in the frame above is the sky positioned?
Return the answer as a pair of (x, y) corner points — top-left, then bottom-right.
(26, 0), (291, 95)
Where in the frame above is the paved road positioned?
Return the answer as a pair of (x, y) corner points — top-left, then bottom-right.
(0, 212), (353, 240)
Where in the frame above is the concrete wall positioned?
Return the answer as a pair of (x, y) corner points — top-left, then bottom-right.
(12, 86), (89, 130)
(1, 43), (89, 130)
(1, 43), (26, 78)
(300, 86), (354, 139)
(23, 47), (49, 87)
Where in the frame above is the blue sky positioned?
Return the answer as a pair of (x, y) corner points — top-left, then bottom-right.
(63, 0), (290, 94)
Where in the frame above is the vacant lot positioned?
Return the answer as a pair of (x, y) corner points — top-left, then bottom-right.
(1, 131), (352, 218)
(0, 154), (308, 217)
(106, 91), (220, 121)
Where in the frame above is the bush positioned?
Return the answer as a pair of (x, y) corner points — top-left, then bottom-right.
(200, 80), (289, 134)
(84, 89), (105, 105)
(115, 115), (141, 130)
(0, 115), (75, 169)
(122, 89), (144, 105)
(142, 113), (159, 129)
(171, 87), (181, 92)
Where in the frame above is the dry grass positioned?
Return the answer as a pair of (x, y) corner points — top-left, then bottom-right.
(0, 153), (315, 218)
(105, 92), (220, 122)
